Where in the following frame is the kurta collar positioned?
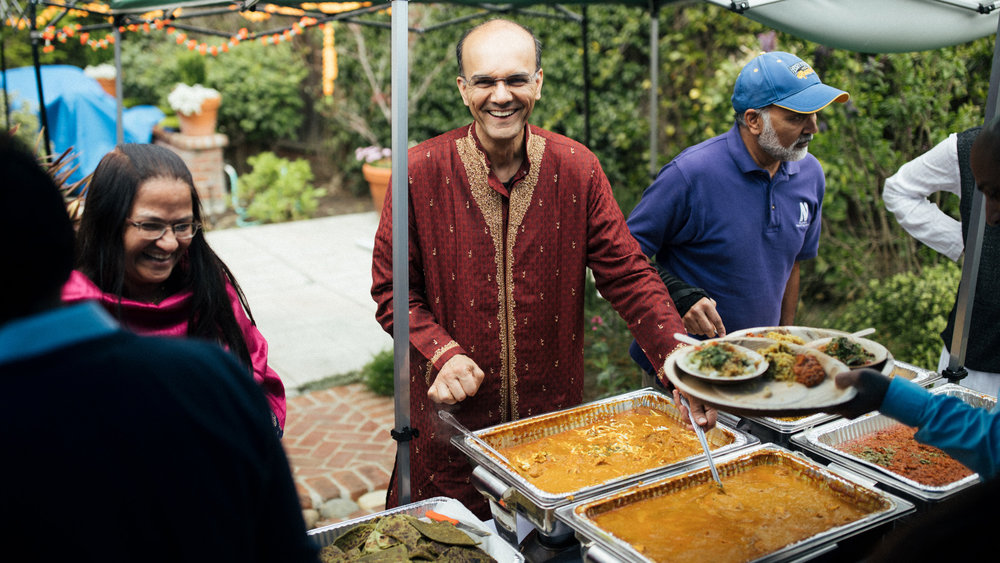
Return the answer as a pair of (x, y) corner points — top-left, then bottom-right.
(467, 123), (533, 196)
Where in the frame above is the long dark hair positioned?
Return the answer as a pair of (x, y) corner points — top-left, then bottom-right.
(75, 143), (254, 371)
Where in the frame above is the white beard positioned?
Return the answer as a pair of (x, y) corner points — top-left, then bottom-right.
(759, 112), (811, 162)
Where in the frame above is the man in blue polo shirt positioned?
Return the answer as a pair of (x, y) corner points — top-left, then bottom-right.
(627, 51), (849, 375)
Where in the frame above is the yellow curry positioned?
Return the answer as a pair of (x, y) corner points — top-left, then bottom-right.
(499, 407), (712, 493)
(592, 464), (874, 563)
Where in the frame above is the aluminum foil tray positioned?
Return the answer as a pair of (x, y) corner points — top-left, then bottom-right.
(307, 496), (524, 561)
(791, 383), (993, 503)
(452, 388), (757, 532)
(735, 359), (937, 436)
(556, 444), (913, 563)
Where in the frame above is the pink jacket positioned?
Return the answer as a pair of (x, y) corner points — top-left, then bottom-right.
(61, 270), (286, 429)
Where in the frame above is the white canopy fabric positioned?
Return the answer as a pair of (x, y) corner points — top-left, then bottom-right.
(722, 0), (998, 53)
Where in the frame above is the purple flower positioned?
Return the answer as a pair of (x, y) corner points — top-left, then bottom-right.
(758, 31), (777, 53)
(355, 145), (391, 164)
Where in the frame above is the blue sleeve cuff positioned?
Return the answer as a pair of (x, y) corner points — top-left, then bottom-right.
(878, 377), (930, 427)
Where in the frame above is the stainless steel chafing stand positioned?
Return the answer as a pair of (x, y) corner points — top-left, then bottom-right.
(307, 496), (525, 561)
(720, 360), (937, 448)
(791, 383), (994, 511)
(450, 388), (758, 548)
(554, 443), (915, 563)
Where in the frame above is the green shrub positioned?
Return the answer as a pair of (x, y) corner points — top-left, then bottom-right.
(361, 349), (395, 397)
(837, 263), (961, 370)
(207, 41), (307, 147)
(238, 152), (322, 223)
(176, 51), (207, 86)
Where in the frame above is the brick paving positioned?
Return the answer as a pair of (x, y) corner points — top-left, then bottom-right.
(283, 384), (397, 528)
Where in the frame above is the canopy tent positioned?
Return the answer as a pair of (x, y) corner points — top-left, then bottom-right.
(2, 64), (164, 183)
(6, 0), (1000, 506)
(381, 0), (1000, 505)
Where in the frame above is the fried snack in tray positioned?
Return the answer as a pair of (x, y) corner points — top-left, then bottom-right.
(319, 513), (495, 562)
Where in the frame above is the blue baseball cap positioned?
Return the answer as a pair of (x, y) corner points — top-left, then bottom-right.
(732, 51), (849, 114)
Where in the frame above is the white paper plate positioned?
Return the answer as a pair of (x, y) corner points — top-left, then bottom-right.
(674, 341), (768, 384)
(665, 339), (856, 417)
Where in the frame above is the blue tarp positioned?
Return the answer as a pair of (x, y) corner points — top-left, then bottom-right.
(2, 65), (165, 184)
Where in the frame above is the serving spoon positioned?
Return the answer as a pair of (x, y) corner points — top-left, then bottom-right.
(679, 394), (725, 492)
(438, 410), (513, 466)
(671, 334), (724, 491)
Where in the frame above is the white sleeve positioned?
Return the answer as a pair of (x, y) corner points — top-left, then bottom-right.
(882, 133), (964, 262)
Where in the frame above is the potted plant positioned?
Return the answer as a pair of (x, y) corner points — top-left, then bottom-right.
(167, 52), (221, 136)
(356, 144), (391, 213)
(84, 63), (117, 98)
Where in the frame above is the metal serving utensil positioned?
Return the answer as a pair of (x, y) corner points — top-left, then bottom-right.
(671, 333), (724, 490)
(439, 410), (513, 466)
(679, 394), (724, 492)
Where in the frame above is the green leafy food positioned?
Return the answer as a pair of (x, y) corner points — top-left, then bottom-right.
(318, 513), (495, 563)
(688, 343), (757, 378)
(822, 337), (875, 367)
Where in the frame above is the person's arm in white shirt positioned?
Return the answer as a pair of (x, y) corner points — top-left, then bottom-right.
(882, 133), (964, 262)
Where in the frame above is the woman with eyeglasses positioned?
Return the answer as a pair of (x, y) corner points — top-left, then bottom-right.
(62, 144), (286, 437)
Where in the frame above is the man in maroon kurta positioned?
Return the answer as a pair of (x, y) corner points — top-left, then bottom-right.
(371, 19), (705, 518)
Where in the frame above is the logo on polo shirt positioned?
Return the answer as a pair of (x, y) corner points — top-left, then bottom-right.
(798, 201), (811, 227)
(789, 61), (815, 80)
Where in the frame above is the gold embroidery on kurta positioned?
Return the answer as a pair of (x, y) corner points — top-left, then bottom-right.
(426, 340), (460, 384)
(456, 126), (545, 422)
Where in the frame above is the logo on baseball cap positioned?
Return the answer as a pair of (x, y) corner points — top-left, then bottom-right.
(732, 51), (849, 114)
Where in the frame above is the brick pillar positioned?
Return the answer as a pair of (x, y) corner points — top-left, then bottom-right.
(153, 127), (230, 217)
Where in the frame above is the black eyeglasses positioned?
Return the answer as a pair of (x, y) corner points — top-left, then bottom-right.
(462, 70), (539, 90)
(127, 220), (202, 240)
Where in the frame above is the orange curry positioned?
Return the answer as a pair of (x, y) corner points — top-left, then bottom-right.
(498, 407), (710, 493)
(592, 464), (875, 563)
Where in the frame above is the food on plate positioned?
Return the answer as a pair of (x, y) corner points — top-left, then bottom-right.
(318, 513), (494, 562)
(837, 423), (974, 487)
(820, 336), (876, 368)
(752, 330), (806, 345)
(685, 342), (761, 378)
(760, 343), (828, 387)
(792, 354), (826, 387)
(500, 407), (724, 493)
(759, 342), (796, 381)
(591, 463), (877, 563)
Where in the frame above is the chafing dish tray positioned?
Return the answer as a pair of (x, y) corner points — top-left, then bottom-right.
(726, 360), (936, 445)
(555, 444), (914, 563)
(791, 383), (993, 504)
(307, 496), (524, 561)
(451, 388), (757, 534)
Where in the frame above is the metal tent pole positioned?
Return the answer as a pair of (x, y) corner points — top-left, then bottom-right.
(28, 0), (50, 157)
(2, 27), (9, 131)
(113, 16), (124, 145)
(582, 5), (591, 147)
(390, 0), (413, 506)
(944, 14), (1000, 381)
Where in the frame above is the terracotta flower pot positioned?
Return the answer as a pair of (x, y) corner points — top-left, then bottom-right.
(96, 78), (116, 98)
(177, 95), (221, 136)
(362, 162), (392, 213)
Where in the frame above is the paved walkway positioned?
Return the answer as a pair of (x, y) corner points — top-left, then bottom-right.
(206, 212), (397, 528)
